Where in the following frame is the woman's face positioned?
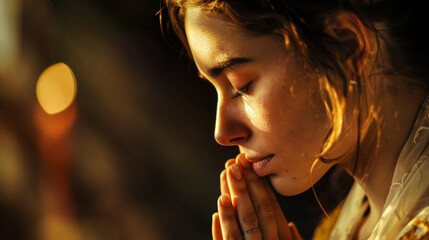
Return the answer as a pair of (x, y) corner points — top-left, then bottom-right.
(185, 7), (336, 196)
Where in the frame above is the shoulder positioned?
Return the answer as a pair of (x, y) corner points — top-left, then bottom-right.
(395, 206), (429, 240)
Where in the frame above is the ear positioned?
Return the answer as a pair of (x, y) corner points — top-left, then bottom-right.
(324, 11), (375, 75)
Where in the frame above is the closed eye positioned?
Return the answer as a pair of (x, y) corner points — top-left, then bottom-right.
(233, 82), (252, 98)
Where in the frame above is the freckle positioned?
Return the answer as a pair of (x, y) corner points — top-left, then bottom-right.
(285, 170), (289, 173)
(292, 177), (297, 180)
(289, 85), (295, 98)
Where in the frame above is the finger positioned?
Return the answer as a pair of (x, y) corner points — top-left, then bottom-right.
(225, 158), (236, 168)
(220, 170), (230, 196)
(262, 178), (292, 239)
(222, 158), (237, 196)
(240, 166), (279, 239)
(237, 153), (251, 169)
(218, 195), (243, 240)
(227, 164), (262, 240)
(288, 222), (303, 240)
(212, 212), (223, 240)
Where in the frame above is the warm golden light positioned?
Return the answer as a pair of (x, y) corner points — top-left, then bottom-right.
(36, 63), (77, 115)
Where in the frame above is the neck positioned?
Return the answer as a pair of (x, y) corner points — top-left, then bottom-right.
(341, 89), (426, 239)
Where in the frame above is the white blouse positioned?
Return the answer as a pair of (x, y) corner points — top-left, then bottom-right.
(330, 96), (429, 240)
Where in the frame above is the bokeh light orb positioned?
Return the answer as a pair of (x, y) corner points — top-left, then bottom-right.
(36, 63), (77, 115)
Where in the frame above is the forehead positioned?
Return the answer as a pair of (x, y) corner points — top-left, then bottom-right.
(184, 7), (283, 73)
(184, 7), (244, 63)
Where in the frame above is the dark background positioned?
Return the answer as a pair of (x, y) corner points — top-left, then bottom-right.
(0, 0), (351, 239)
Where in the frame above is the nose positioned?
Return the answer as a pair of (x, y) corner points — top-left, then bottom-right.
(214, 96), (251, 146)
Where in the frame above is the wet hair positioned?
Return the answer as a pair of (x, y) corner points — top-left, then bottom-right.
(161, 0), (429, 166)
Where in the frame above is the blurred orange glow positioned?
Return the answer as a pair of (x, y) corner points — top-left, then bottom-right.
(40, 214), (82, 240)
(36, 63), (77, 115)
(35, 103), (77, 141)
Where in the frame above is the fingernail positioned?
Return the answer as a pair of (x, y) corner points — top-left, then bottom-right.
(230, 164), (242, 180)
(220, 195), (231, 207)
(237, 153), (251, 168)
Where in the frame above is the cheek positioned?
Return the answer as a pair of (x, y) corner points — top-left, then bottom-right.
(279, 80), (329, 142)
(244, 99), (272, 131)
(269, 86), (330, 157)
(244, 82), (319, 137)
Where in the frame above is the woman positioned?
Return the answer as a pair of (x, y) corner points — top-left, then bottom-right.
(163, 0), (429, 239)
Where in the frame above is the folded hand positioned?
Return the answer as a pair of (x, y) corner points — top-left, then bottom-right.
(212, 153), (303, 240)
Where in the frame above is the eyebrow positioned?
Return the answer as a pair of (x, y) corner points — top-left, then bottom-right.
(208, 57), (253, 78)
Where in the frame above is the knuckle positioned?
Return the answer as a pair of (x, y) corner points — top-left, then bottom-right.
(241, 212), (258, 224)
(234, 183), (248, 194)
(222, 209), (236, 220)
(257, 201), (274, 215)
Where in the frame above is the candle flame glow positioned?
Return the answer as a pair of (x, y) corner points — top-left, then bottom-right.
(36, 63), (77, 115)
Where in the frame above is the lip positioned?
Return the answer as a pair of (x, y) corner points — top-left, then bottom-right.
(251, 154), (274, 176)
(246, 154), (274, 163)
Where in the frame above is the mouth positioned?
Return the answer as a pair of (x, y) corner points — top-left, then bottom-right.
(251, 154), (274, 176)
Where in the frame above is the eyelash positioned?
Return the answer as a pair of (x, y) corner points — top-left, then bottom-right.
(233, 82), (252, 98)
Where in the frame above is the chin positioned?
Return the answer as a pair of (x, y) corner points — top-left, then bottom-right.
(269, 174), (313, 196)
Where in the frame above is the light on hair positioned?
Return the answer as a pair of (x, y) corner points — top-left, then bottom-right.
(318, 76), (346, 157)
